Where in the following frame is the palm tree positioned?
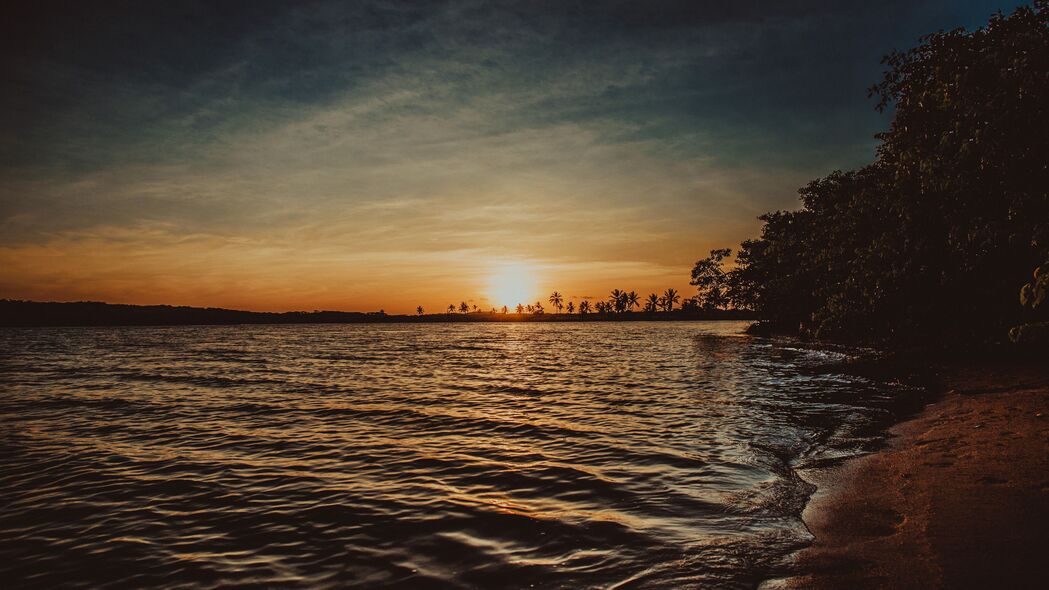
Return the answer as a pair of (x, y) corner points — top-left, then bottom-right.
(501, 305), (508, 314)
(548, 291), (564, 313)
(534, 301), (544, 314)
(595, 301), (608, 314)
(417, 306), (424, 315)
(662, 288), (680, 312)
(447, 304), (455, 314)
(609, 289), (626, 313)
(626, 291), (640, 312)
(459, 301), (469, 314)
(472, 304), (478, 313)
(526, 304), (534, 313)
(566, 301), (575, 314)
(645, 293), (660, 312)
(516, 303), (524, 314)
(579, 300), (591, 315)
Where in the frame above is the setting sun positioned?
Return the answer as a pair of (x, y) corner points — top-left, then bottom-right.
(486, 263), (541, 308)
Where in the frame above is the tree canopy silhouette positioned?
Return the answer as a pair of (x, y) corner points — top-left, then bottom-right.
(626, 291), (640, 312)
(548, 292), (564, 313)
(645, 293), (659, 313)
(661, 288), (679, 312)
(724, 2), (1049, 344)
(691, 248), (732, 310)
(609, 289), (626, 313)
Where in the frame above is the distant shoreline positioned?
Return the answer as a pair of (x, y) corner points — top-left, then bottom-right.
(0, 300), (758, 327)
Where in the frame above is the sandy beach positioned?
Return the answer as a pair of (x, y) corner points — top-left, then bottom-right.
(787, 358), (1049, 589)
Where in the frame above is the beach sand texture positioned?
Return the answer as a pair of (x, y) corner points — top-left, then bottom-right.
(790, 360), (1049, 589)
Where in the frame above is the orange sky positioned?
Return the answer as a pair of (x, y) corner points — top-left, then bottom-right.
(0, 110), (791, 314)
(10, 1), (998, 312)
(0, 124), (820, 313)
(0, 194), (760, 313)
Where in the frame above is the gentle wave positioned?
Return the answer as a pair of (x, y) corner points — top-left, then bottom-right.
(0, 322), (921, 588)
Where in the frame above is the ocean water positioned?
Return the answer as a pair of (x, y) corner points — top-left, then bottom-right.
(0, 322), (920, 589)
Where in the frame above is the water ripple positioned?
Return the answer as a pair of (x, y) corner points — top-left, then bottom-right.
(0, 322), (922, 588)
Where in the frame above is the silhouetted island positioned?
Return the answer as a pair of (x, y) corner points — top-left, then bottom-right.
(0, 300), (757, 327)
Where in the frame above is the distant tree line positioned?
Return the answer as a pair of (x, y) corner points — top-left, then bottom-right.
(0, 299), (755, 327)
(433, 288), (696, 317)
(689, 3), (1049, 345)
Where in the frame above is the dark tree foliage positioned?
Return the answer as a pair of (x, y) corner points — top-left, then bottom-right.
(690, 248), (732, 309)
(728, 2), (1049, 344)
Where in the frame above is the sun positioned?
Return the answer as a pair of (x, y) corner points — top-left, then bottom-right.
(486, 263), (541, 308)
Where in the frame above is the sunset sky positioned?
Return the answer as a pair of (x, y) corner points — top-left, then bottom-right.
(0, 1), (1024, 313)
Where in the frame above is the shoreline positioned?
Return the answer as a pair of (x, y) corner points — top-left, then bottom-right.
(784, 358), (1049, 588)
(0, 300), (757, 327)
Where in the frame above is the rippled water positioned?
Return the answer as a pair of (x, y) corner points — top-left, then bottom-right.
(0, 322), (920, 588)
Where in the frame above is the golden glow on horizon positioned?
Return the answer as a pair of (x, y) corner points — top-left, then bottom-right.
(486, 262), (541, 308)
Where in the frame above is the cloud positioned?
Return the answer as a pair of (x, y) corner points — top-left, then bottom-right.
(0, 0), (1029, 310)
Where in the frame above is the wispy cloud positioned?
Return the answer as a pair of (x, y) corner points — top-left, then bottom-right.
(0, 0), (1027, 310)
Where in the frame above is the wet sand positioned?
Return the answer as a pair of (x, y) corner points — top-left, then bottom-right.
(788, 359), (1049, 589)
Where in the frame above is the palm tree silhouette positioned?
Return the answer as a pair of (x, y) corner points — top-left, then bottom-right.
(501, 305), (508, 314)
(516, 303), (524, 314)
(472, 304), (478, 313)
(459, 301), (469, 314)
(645, 293), (659, 312)
(417, 306), (424, 315)
(566, 301), (575, 314)
(609, 289), (626, 313)
(662, 288), (680, 311)
(447, 304), (455, 314)
(534, 301), (544, 314)
(526, 304), (534, 313)
(579, 300), (591, 315)
(627, 291), (640, 312)
(549, 291), (564, 313)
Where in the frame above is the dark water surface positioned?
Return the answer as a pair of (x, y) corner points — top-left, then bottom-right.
(0, 322), (920, 589)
